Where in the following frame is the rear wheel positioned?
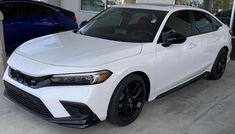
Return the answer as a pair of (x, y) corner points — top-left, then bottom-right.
(108, 74), (146, 126)
(208, 48), (228, 80)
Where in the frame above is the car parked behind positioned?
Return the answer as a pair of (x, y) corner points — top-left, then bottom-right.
(0, 0), (78, 52)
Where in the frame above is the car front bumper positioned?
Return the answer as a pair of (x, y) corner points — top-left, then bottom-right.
(3, 67), (118, 128)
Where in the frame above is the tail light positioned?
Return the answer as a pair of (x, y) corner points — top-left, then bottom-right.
(229, 30), (233, 36)
(71, 15), (77, 23)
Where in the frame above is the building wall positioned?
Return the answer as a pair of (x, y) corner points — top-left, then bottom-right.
(136, 0), (175, 4)
(48, 0), (61, 7)
(61, 0), (175, 24)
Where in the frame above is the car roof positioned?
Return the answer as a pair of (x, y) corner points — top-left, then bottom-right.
(113, 3), (205, 12)
(0, 0), (61, 9)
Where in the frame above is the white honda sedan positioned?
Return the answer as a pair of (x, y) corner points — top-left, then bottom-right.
(3, 4), (232, 128)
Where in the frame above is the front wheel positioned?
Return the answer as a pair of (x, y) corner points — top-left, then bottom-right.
(208, 48), (228, 80)
(108, 74), (146, 126)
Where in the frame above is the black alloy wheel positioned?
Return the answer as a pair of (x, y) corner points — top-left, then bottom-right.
(108, 74), (146, 126)
(209, 48), (228, 80)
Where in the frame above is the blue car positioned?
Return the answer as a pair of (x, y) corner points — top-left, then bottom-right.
(0, 0), (78, 52)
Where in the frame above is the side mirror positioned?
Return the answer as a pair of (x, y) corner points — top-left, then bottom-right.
(162, 30), (187, 47)
(79, 20), (88, 29)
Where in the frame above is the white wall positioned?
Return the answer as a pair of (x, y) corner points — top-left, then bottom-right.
(48, 0), (61, 7)
(61, 0), (97, 24)
(136, 0), (175, 4)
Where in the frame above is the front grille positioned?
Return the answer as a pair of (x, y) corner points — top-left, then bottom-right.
(4, 82), (53, 118)
(9, 68), (50, 88)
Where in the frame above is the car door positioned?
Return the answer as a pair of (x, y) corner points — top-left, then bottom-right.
(190, 11), (223, 73)
(0, 2), (30, 51)
(18, 2), (58, 40)
(154, 10), (205, 94)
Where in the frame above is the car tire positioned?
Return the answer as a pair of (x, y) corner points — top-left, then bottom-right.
(208, 48), (228, 80)
(108, 74), (146, 126)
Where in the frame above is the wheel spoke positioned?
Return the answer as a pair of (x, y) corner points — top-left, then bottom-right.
(119, 105), (128, 113)
(132, 87), (143, 99)
(131, 82), (140, 94)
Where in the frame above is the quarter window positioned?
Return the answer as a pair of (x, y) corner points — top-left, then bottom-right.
(193, 11), (213, 34)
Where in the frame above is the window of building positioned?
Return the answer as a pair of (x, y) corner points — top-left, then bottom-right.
(81, 0), (105, 12)
(80, 0), (137, 12)
(107, 0), (136, 7)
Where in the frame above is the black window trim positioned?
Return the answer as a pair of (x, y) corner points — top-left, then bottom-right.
(157, 9), (194, 44)
(157, 9), (224, 44)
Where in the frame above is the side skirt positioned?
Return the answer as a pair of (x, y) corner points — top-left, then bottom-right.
(156, 72), (210, 99)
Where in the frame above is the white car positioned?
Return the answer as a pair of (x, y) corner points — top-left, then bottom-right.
(3, 4), (232, 128)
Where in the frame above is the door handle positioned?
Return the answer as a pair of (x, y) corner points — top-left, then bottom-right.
(187, 43), (197, 49)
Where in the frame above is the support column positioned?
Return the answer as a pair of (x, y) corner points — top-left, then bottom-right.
(0, 11), (6, 77)
(230, 0), (235, 31)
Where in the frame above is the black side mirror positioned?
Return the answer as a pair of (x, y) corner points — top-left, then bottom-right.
(79, 20), (88, 29)
(162, 30), (187, 47)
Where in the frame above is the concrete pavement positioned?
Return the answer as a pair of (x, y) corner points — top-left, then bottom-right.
(0, 62), (235, 134)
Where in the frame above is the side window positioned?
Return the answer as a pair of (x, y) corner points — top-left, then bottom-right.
(159, 11), (192, 43)
(19, 2), (57, 17)
(0, 2), (18, 19)
(211, 16), (222, 31)
(193, 11), (213, 34)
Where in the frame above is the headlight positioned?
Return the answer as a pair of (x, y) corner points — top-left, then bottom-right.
(50, 70), (112, 85)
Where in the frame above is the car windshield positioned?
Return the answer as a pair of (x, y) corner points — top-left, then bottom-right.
(79, 8), (168, 43)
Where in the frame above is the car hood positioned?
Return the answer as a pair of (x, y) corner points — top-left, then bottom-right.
(15, 31), (143, 67)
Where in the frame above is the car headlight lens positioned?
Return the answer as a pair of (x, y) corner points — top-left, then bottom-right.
(50, 70), (112, 85)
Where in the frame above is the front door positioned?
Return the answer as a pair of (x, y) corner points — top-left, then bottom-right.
(154, 10), (203, 94)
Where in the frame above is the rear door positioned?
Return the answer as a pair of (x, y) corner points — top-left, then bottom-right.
(0, 2), (30, 51)
(18, 2), (58, 39)
(191, 11), (224, 73)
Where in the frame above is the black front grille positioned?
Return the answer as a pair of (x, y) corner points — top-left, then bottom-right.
(9, 68), (50, 88)
(4, 82), (53, 118)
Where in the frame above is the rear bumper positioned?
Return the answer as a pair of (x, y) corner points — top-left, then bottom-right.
(4, 81), (100, 128)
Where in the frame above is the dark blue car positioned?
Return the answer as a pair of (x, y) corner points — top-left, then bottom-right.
(0, 0), (78, 52)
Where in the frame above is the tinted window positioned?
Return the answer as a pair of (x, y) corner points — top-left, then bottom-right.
(0, 2), (18, 19)
(79, 8), (168, 43)
(18, 2), (57, 17)
(193, 11), (213, 34)
(211, 16), (222, 30)
(159, 11), (192, 43)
